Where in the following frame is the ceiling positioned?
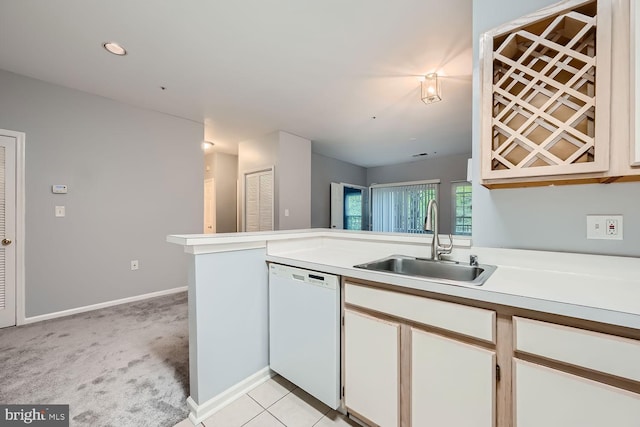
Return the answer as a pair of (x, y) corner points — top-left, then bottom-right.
(0, 0), (472, 167)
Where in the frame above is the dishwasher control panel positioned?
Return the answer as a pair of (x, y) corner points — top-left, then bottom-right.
(270, 264), (338, 290)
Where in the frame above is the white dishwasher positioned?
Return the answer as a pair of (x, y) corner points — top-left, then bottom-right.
(268, 263), (341, 409)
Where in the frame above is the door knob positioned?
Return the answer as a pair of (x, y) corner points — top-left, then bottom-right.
(2, 239), (11, 246)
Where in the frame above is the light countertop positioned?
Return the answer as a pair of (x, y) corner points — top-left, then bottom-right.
(168, 229), (640, 330)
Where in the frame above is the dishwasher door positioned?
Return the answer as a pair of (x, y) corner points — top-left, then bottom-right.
(268, 264), (340, 409)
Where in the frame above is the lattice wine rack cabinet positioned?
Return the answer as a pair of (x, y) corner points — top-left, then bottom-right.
(480, 0), (613, 185)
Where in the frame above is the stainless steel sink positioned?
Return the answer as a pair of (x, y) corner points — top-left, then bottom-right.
(354, 255), (496, 286)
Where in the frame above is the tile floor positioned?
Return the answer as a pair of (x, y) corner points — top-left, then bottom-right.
(173, 376), (359, 427)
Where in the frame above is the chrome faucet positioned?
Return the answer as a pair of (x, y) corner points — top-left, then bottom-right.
(424, 199), (453, 261)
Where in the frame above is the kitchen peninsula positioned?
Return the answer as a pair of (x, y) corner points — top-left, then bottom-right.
(168, 229), (640, 426)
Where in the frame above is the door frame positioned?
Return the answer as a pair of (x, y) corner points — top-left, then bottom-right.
(0, 129), (25, 326)
(330, 182), (368, 230)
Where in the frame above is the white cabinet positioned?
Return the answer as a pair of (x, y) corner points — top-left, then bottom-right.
(513, 316), (640, 381)
(480, 0), (612, 185)
(513, 317), (640, 427)
(344, 309), (400, 427)
(514, 359), (640, 427)
(632, 0), (640, 166)
(479, 0), (640, 187)
(343, 281), (640, 427)
(411, 328), (496, 427)
(344, 282), (497, 427)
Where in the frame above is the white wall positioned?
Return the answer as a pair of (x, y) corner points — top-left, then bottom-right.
(366, 153), (470, 234)
(472, 0), (640, 256)
(0, 69), (203, 317)
(311, 153), (367, 228)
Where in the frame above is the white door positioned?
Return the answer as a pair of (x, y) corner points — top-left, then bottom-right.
(514, 359), (640, 427)
(344, 309), (400, 427)
(0, 133), (17, 328)
(412, 328), (496, 427)
(245, 169), (273, 232)
(204, 178), (215, 233)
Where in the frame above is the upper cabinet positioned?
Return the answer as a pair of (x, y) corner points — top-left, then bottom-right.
(632, 0), (640, 166)
(480, 0), (640, 188)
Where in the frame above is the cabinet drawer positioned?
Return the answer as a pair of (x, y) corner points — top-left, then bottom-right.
(514, 359), (640, 427)
(345, 283), (495, 343)
(514, 317), (640, 381)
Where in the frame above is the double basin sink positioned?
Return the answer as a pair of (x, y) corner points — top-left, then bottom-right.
(354, 255), (496, 286)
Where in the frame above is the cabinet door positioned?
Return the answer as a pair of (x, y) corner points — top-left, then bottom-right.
(344, 309), (400, 427)
(514, 359), (640, 427)
(412, 328), (496, 427)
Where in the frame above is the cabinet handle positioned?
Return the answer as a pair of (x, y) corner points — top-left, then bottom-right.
(496, 364), (501, 382)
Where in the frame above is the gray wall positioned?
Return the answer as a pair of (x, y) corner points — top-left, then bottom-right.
(278, 132), (311, 230)
(189, 248), (268, 404)
(214, 152), (238, 233)
(238, 131), (280, 230)
(237, 131), (311, 231)
(205, 151), (238, 233)
(472, 0), (640, 256)
(311, 153), (367, 228)
(366, 153), (470, 234)
(0, 69), (203, 317)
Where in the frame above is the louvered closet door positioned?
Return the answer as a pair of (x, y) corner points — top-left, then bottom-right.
(0, 134), (16, 328)
(245, 169), (273, 232)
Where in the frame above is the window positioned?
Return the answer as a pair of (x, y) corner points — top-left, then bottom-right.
(371, 180), (438, 233)
(452, 181), (472, 235)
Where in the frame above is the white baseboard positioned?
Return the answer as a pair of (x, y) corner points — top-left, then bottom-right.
(20, 286), (188, 325)
(187, 367), (274, 425)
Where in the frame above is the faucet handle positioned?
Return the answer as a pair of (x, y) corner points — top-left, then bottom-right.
(470, 254), (478, 266)
(439, 234), (454, 254)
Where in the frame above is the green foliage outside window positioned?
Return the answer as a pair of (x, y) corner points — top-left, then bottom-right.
(454, 183), (472, 235)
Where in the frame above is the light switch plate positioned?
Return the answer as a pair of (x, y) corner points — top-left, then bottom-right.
(55, 206), (65, 217)
(586, 215), (623, 240)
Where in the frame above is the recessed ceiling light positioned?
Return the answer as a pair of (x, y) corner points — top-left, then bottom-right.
(103, 42), (127, 56)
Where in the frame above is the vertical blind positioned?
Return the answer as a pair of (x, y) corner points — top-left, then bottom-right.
(371, 181), (438, 233)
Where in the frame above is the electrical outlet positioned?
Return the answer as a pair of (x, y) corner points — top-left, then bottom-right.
(606, 219), (619, 235)
(130, 260), (139, 270)
(586, 215), (623, 240)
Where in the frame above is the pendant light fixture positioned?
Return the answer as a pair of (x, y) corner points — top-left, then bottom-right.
(421, 73), (442, 104)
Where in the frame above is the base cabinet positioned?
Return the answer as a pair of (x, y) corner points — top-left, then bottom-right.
(412, 328), (496, 427)
(514, 360), (640, 427)
(343, 281), (497, 427)
(344, 309), (400, 427)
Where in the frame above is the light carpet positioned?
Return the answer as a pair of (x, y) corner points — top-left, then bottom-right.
(0, 292), (189, 427)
